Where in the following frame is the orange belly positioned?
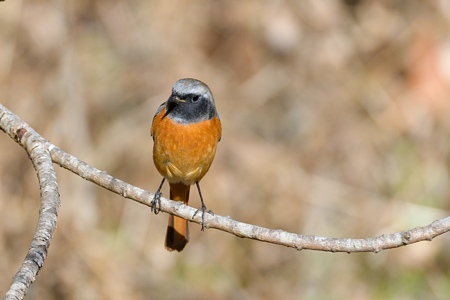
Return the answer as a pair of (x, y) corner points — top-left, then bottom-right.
(151, 110), (221, 185)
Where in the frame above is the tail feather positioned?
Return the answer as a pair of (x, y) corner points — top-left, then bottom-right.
(165, 183), (190, 252)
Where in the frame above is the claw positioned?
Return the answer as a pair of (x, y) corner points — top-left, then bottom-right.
(193, 182), (213, 230)
(193, 205), (214, 231)
(151, 178), (165, 215)
(151, 192), (162, 214)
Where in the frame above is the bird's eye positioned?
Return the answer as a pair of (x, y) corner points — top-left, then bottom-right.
(192, 95), (200, 102)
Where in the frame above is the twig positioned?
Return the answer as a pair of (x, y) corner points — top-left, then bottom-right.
(38, 143), (450, 252)
(0, 105), (60, 300)
(1, 103), (450, 298)
(37, 143), (450, 252)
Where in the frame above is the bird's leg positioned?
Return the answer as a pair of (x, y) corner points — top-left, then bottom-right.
(151, 178), (165, 214)
(192, 182), (214, 231)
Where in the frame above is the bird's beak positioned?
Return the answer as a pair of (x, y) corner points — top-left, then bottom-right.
(171, 96), (186, 103)
(166, 95), (186, 113)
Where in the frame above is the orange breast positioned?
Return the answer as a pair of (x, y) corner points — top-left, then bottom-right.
(151, 108), (222, 185)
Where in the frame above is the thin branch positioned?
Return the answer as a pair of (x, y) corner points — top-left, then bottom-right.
(2, 103), (450, 299)
(44, 114), (450, 253)
(39, 142), (450, 252)
(0, 105), (60, 300)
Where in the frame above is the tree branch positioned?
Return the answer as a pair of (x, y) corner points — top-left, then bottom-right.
(1, 103), (450, 298)
(31, 142), (450, 253)
(0, 105), (60, 300)
(42, 144), (450, 252)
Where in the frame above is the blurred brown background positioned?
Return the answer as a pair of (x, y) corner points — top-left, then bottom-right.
(1, 0), (450, 299)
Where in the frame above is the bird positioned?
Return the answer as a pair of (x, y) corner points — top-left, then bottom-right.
(151, 78), (222, 252)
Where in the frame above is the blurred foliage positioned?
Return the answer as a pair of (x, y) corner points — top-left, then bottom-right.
(1, 0), (450, 299)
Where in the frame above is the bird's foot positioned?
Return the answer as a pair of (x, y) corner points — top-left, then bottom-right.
(193, 205), (214, 231)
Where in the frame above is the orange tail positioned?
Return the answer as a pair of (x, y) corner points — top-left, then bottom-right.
(165, 182), (190, 252)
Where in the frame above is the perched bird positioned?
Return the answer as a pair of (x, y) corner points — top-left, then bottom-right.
(151, 78), (222, 252)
